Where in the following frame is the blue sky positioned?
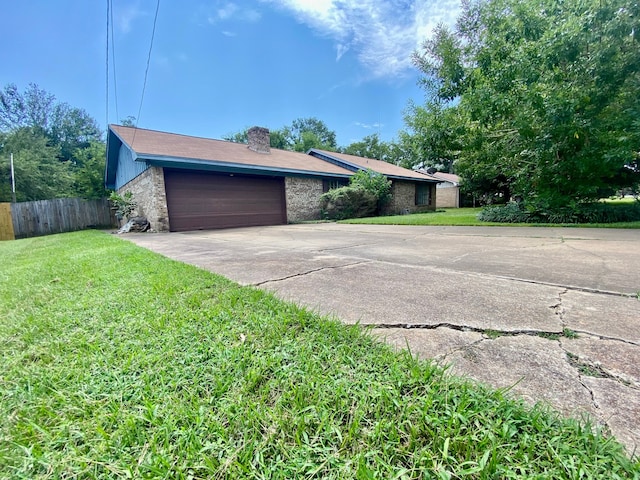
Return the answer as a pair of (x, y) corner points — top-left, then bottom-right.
(0, 0), (460, 147)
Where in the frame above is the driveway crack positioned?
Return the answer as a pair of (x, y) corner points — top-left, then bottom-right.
(361, 322), (563, 339)
(252, 261), (370, 286)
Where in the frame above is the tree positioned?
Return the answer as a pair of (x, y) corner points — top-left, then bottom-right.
(73, 140), (108, 199)
(0, 83), (55, 133)
(223, 119), (339, 152)
(0, 83), (102, 162)
(0, 83), (105, 201)
(0, 128), (74, 202)
(410, 0), (640, 210)
(288, 117), (337, 152)
(343, 133), (389, 161)
(120, 116), (136, 127)
(401, 101), (465, 173)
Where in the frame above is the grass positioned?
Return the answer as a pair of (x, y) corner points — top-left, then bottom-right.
(1, 231), (638, 479)
(341, 207), (640, 228)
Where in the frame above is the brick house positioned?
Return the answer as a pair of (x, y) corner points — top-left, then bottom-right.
(105, 125), (438, 232)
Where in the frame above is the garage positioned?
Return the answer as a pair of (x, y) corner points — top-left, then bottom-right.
(164, 169), (286, 231)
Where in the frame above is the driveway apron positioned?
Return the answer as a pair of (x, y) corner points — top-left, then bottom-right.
(123, 224), (640, 455)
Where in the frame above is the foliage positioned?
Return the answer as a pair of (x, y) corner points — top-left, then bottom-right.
(224, 117), (338, 152)
(288, 117), (337, 152)
(120, 115), (136, 127)
(0, 83), (102, 163)
(0, 231), (637, 478)
(401, 100), (465, 173)
(410, 0), (640, 211)
(0, 128), (74, 202)
(319, 186), (377, 220)
(350, 168), (392, 212)
(479, 201), (640, 224)
(108, 190), (136, 220)
(72, 141), (108, 199)
(0, 83), (105, 201)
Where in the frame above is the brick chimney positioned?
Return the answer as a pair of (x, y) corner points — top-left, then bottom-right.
(247, 126), (270, 154)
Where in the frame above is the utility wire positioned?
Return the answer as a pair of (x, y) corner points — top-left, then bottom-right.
(132, 0), (160, 146)
(109, 0), (119, 123)
(105, 0), (110, 129)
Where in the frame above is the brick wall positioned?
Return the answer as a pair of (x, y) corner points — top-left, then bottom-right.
(285, 177), (324, 222)
(382, 180), (435, 215)
(436, 186), (460, 208)
(118, 166), (170, 231)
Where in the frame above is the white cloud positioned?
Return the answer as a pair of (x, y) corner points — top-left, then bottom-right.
(115, 3), (146, 33)
(208, 2), (262, 24)
(261, 0), (460, 78)
(355, 121), (384, 129)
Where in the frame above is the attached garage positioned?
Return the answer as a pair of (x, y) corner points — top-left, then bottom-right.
(164, 169), (286, 231)
(106, 125), (439, 232)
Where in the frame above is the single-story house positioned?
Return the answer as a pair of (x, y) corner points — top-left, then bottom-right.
(417, 170), (461, 208)
(105, 125), (439, 232)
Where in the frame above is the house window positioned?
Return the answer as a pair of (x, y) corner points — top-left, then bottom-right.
(323, 179), (348, 193)
(416, 184), (431, 206)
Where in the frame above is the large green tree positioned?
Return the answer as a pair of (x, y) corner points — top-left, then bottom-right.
(0, 83), (106, 201)
(410, 0), (640, 209)
(0, 128), (74, 202)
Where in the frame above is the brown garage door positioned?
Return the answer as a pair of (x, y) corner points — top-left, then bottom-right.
(164, 169), (286, 231)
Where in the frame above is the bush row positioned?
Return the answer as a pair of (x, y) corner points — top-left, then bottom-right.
(478, 201), (640, 224)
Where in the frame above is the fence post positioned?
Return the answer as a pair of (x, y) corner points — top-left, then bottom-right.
(0, 203), (15, 241)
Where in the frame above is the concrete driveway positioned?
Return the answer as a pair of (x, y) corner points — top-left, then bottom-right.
(123, 224), (640, 455)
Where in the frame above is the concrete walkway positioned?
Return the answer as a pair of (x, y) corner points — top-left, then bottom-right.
(122, 224), (640, 456)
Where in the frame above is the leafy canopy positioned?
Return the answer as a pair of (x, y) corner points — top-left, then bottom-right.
(409, 0), (640, 209)
(0, 83), (107, 202)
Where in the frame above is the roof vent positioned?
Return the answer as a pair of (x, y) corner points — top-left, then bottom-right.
(247, 126), (270, 154)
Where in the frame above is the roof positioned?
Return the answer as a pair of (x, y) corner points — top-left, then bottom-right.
(309, 149), (438, 183)
(423, 171), (460, 185)
(106, 125), (437, 188)
(106, 125), (355, 188)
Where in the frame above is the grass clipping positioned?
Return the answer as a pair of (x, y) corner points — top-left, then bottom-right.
(0, 231), (637, 479)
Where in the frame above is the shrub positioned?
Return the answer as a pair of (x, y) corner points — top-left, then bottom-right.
(478, 201), (640, 224)
(320, 186), (377, 220)
(350, 169), (392, 212)
(108, 191), (136, 221)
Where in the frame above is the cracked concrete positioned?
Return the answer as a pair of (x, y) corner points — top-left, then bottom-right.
(123, 223), (640, 456)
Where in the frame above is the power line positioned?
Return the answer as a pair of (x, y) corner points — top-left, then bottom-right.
(105, 0), (109, 129)
(109, 0), (119, 123)
(132, 0), (160, 145)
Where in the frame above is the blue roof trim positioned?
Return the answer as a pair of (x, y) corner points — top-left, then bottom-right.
(105, 127), (124, 189)
(306, 150), (360, 173)
(307, 149), (438, 183)
(142, 154), (352, 180)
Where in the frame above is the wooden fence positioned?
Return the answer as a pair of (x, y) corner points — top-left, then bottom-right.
(0, 198), (116, 240)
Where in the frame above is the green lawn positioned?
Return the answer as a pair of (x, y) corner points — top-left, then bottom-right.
(1, 231), (638, 478)
(341, 207), (640, 228)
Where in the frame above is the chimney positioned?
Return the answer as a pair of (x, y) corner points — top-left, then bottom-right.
(247, 126), (270, 154)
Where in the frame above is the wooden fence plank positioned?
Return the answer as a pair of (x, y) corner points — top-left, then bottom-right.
(10, 198), (116, 239)
(0, 203), (15, 241)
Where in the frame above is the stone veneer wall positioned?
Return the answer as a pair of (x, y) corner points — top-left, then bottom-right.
(118, 166), (170, 231)
(285, 177), (324, 222)
(382, 180), (435, 215)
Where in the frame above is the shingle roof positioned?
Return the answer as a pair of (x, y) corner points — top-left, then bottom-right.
(109, 125), (354, 177)
(418, 170), (460, 185)
(310, 149), (438, 182)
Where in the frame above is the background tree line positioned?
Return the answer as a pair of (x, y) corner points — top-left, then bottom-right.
(0, 83), (107, 202)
